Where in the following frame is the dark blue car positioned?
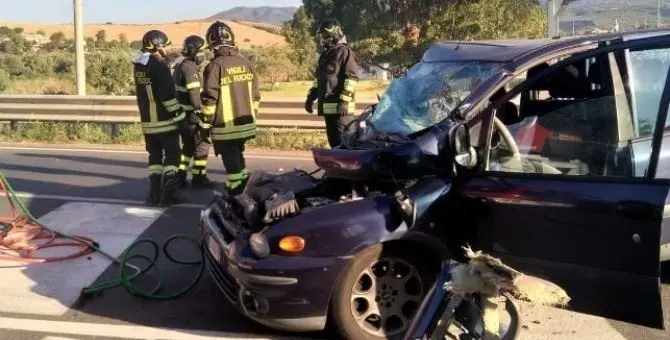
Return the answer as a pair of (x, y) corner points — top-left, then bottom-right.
(201, 29), (670, 339)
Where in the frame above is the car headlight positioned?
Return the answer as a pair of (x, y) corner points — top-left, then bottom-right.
(249, 232), (270, 259)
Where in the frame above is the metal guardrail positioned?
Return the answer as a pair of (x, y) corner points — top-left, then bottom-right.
(0, 95), (378, 131)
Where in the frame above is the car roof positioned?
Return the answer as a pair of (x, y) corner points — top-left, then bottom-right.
(422, 29), (670, 66)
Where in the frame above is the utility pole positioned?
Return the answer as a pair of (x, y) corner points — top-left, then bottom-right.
(547, 0), (566, 39)
(73, 0), (86, 95)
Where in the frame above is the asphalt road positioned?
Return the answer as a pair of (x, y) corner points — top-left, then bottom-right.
(0, 143), (668, 340)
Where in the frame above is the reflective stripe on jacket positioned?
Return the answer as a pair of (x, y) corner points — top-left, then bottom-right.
(201, 46), (261, 141)
(132, 53), (185, 134)
(173, 58), (203, 113)
(310, 43), (360, 115)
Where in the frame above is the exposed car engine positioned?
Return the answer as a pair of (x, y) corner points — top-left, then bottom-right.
(219, 166), (409, 232)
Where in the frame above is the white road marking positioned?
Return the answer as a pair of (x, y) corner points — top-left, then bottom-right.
(0, 146), (314, 161)
(0, 316), (309, 340)
(0, 191), (207, 209)
(0, 202), (165, 316)
(516, 302), (628, 340)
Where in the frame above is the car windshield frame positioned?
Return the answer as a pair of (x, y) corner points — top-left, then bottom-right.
(367, 59), (505, 136)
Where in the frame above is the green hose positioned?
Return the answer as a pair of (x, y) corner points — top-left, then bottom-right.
(0, 169), (205, 300)
(82, 235), (205, 300)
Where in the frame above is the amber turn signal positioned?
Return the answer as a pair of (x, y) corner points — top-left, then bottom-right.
(278, 236), (305, 253)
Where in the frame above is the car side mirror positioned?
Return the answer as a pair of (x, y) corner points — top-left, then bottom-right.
(452, 123), (477, 169)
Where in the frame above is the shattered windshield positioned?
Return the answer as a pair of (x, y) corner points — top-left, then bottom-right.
(368, 61), (503, 136)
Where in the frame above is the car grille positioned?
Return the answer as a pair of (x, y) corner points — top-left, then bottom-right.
(203, 246), (240, 305)
(201, 199), (243, 305)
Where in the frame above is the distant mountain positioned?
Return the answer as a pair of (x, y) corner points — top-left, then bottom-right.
(207, 6), (298, 26)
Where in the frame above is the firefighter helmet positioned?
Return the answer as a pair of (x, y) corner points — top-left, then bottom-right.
(182, 35), (207, 64)
(206, 21), (235, 48)
(182, 35), (206, 56)
(141, 30), (171, 52)
(317, 18), (344, 47)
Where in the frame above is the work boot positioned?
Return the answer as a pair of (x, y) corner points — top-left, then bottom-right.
(145, 174), (162, 206)
(177, 170), (189, 189)
(160, 170), (188, 206)
(191, 174), (214, 189)
(226, 175), (250, 197)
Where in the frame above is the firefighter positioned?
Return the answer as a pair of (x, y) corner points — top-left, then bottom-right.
(132, 29), (187, 205)
(304, 18), (360, 148)
(173, 35), (213, 189)
(201, 21), (261, 196)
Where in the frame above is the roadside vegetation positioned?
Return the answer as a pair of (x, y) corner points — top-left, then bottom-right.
(0, 122), (329, 150)
(0, 0), (548, 149)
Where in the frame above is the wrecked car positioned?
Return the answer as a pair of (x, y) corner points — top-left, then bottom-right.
(200, 29), (670, 340)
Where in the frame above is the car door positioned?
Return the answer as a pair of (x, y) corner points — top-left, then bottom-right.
(461, 36), (670, 329)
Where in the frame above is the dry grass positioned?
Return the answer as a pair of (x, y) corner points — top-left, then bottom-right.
(9, 78), (75, 95)
(0, 20), (286, 49)
(8, 78), (110, 95)
(235, 21), (281, 30)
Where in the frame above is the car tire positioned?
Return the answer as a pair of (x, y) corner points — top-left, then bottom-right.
(330, 243), (436, 340)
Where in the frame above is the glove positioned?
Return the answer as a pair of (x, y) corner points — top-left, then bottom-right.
(337, 101), (349, 116)
(196, 119), (212, 144)
(304, 99), (314, 114)
(187, 110), (201, 125)
(304, 87), (317, 114)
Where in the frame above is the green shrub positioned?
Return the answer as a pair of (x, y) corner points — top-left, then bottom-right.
(0, 69), (10, 93)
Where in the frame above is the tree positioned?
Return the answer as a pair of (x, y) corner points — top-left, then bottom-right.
(86, 52), (134, 95)
(118, 33), (128, 46)
(48, 31), (66, 50)
(36, 29), (46, 36)
(1, 33), (33, 54)
(95, 30), (107, 49)
(85, 37), (95, 51)
(244, 45), (297, 87)
(13, 27), (24, 35)
(422, 0), (546, 41)
(0, 26), (15, 39)
(0, 40), (18, 54)
(129, 40), (143, 50)
(297, 0), (547, 70)
(282, 6), (318, 80)
(0, 69), (10, 93)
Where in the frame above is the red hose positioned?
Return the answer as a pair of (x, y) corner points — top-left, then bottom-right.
(0, 176), (96, 263)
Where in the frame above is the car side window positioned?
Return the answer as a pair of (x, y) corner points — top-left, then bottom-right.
(629, 48), (670, 135)
(486, 47), (665, 178)
(628, 48), (670, 179)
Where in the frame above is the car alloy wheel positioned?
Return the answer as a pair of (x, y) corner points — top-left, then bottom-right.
(349, 256), (424, 337)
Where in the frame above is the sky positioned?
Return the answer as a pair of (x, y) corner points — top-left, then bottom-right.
(0, 0), (301, 24)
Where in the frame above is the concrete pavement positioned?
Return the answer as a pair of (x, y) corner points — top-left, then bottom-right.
(0, 143), (668, 340)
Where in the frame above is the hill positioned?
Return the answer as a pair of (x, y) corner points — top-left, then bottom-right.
(0, 20), (286, 49)
(207, 6), (298, 26)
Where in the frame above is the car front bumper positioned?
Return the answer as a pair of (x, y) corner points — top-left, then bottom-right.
(200, 207), (351, 332)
